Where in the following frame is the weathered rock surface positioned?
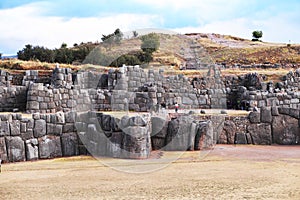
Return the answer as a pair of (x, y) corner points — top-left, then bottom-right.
(25, 138), (38, 160)
(38, 135), (62, 159)
(165, 116), (195, 151)
(261, 107), (272, 123)
(272, 115), (300, 145)
(249, 112), (260, 123)
(0, 121), (10, 136)
(5, 136), (25, 162)
(122, 126), (150, 159)
(247, 123), (272, 145)
(10, 120), (20, 136)
(162, 115), (215, 151)
(107, 132), (123, 158)
(61, 132), (79, 156)
(33, 119), (46, 137)
(194, 121), (213, 150)
(235, 133), (247, 144)
(0, 137), (8, 162)
(219, 121), (236, 144)
(151, 116), (169, 150)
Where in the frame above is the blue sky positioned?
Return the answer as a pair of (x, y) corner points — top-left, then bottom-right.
(0, 0), (300, 55)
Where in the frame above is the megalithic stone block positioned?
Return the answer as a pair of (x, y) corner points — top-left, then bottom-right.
(38, 135), (62, 159)
(61, 132), (79, 156)
(25, 138), (38, 161)
(33, 119), (46, 138)
(5, 136), (26, 162)
(0, 137), (8, 162)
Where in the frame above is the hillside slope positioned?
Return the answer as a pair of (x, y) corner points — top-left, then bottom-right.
(83, 33), (300, 68)
(186, 33), (300, 67)
(1, 32), (300, 72)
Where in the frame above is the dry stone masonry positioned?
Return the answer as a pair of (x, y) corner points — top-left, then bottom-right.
(1, 65), (300, 163)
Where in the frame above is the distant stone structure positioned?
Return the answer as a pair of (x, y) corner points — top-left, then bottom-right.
(0, 65), (300, 163)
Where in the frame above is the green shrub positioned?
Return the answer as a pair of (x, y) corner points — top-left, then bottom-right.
(252, 30), (263, 41)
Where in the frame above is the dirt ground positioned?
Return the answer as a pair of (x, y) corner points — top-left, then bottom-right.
(1, 145), (300, 200)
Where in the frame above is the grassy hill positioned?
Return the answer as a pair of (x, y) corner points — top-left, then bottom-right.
(1, 32), (299, 78)
(197, 34), (300, 66)
(82, 32), (300, 68)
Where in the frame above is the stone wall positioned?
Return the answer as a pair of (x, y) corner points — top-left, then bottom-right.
(2, 65), (300, 164)
(2, 107), (300, 163)
(0, 111), (221, 163)
(3, 65), (300, 113)
(224, 70), (300, 111)
(217, 106), (300, 145)
(26, 83), (89, 113)
(0, 112), (78, 163)
(0, 86), (27, 112)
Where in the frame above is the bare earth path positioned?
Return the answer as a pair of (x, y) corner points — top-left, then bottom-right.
(1, 145), (300, 200)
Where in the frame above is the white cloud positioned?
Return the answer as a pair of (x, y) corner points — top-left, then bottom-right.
(1, 0), (300, 55)
(174, 18), (253, 38)
(132, 0), (252, 22)
(133, 0), (300, 43)
(173, 11), (300, 44)
(0, 2), (161, 55)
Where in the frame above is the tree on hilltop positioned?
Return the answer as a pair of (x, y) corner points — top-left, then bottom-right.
(133, 30), (138, 38)
(61, 43), (68, 48)
(140, 33), (160, 63)
(101, 28), (123, 46)
(113, 28), (123, 43)
(252, 30), (263, 41)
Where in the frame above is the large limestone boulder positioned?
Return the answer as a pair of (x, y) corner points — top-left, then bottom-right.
(272, 115), (300, 145)
(0, 121), (10, 136)
(219, 120), (236, 144)
(122, 126), (150, 159)
(10, 120), (20, 136)
(38, 135), (62, 159)
(260, 107), (272, 123)
(107, 132), (123, 158)
(5, 136), (26, 162)
(33, 119), (46, 138)
(195, 121), (214, 150)
(151, 116), (169, 150)
(247, 123), (272, 145)
(84, 123), (108, 156)
(61, 132), (79, 156)
(25, 138), (38, 161)
(165, 116), (196, 151)
(0, 137), (8, 162)
(235, 133), (248, 144)
(98, 114), (112, 131)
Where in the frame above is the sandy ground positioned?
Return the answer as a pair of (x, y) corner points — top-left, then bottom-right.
(1, 145), (300, 200)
